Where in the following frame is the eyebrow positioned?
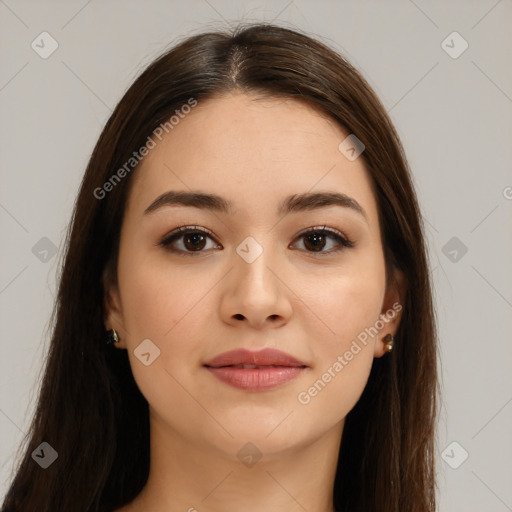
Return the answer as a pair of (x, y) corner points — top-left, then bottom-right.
(144, 190), (368, 222)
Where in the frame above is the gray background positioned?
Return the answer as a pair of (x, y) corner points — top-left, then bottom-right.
(1, 0), (511, 510)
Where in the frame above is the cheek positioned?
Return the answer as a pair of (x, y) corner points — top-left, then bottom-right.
(118, 248), (199, 338)
(116, 251), (207, 414)
(301, 249), (386, 349)
(292, 253), (385, 414)
(116, 248), (211, 379)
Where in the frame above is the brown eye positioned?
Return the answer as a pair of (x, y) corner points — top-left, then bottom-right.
(303, 231), (327, 252)
(182, 232), (207, 251)
(159, 226), (220, 256)
(293, 226), (355, 255)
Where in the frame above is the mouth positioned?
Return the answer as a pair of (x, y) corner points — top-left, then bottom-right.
(203, 348), (308, 391)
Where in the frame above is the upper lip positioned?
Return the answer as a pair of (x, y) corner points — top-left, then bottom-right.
(204, 348), (307, 368)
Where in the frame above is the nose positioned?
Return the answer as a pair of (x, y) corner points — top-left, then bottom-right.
(219, 244), (293, 330)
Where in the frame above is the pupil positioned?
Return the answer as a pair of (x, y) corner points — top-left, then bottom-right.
(185, 233), (206, 251)
(305, 233), (325, 252)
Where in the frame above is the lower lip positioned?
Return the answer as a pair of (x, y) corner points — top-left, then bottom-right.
(205, 366), (306, 391)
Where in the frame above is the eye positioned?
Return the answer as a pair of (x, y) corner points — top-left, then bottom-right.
(158, 225), (220, 256)
(291, 226), (355, 255)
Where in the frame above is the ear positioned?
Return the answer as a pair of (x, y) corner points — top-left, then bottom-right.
(102, 266), (127, 350)
(374, 268), (407, 358)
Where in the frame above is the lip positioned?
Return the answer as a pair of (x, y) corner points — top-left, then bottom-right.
(203, 348), (308, 392)
(204, 348), (306, 368)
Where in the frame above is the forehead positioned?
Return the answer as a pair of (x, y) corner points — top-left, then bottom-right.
(125, 92), (378, 226)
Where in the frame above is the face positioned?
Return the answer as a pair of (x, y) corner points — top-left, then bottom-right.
(105, 91), (403, 460)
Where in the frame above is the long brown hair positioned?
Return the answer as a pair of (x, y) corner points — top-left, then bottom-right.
(2, 23), (438, 512)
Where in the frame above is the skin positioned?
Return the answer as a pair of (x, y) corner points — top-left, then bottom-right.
(106, 91), (405, 512)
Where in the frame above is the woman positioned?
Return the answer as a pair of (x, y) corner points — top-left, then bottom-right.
(2, 23), (438, 512)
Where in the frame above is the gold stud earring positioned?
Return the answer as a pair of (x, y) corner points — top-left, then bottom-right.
(383, 333), (394, 353)
(106, 328), (120, 345)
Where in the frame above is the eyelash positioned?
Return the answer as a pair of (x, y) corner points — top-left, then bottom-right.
(158, 225), (355, 257)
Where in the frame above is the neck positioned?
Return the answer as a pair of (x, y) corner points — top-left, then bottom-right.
(123, 410), (343, 512)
